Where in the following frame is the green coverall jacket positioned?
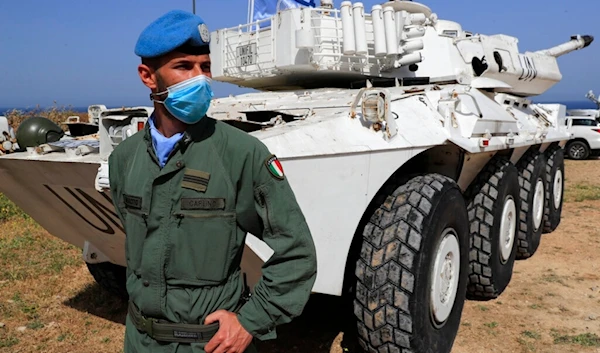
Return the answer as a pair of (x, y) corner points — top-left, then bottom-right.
(108, 116), (318, 352)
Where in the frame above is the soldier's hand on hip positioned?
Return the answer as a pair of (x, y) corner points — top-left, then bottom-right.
(204, 310), (253, 353)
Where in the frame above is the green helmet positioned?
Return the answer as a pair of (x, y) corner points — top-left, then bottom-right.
(16, 116), (64, 148)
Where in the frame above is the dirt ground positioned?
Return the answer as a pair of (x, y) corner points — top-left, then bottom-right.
(1, 158), (599, 353)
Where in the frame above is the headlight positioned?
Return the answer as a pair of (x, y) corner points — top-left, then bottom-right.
(362, 91), (386, 123)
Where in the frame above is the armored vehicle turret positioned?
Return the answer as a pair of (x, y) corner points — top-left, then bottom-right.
(0, 1), (593, 352)
(210, 0), (592, 97)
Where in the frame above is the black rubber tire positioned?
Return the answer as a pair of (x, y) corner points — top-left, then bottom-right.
(354, 174), (469, 353)
(566, 141), (589, 160)
(86, 262), (128, 300)
(464, 157), (520, 300)
(543, 146), (565, 233)
(515, 150), (547, 260)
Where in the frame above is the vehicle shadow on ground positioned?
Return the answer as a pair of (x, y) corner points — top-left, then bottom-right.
(254, 293), (361, 353)
(63, 285), (360, 352)
(63, 282), (128, 325)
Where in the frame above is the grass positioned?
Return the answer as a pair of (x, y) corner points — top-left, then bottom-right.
(0, 193), (29, 222)
(552, 332), (600, 347)
(1, 192), (81, 283)
(564, 183), (600, 202)
(0, 336), (19, 348)
(484, 321), (498, 328)
(522, 330), (541, 340)
(517, 337), (537, 352)
(0, 195), (127, 352)
(12, 292), (39, 319)
(0, 211), (80, 282)
(540, 273), (569, 287)
(57, 333), (71, 342)
(26, 320), (44, 330)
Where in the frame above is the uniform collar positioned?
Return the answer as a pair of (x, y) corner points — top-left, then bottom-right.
(143, 114), (215, 151)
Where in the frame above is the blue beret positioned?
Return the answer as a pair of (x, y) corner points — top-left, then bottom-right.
(135, 10), (211, 58)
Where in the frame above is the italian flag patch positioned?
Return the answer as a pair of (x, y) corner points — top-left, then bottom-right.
(265, 155), (284, 180)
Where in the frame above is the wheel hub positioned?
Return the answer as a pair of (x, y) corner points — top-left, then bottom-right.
(499, 196), (516, 263)
(553, 169), (563, 209)
(430, 229), (460, 326)
(533, 178), (545, 231)
(570, 145), (586, 159)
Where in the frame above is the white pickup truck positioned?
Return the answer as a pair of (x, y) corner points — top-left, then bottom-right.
(564, 115), (600, 159)
(564, 89), (600, 159)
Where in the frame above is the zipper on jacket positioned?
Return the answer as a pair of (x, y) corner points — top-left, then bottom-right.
(172, 211), (236, 226)
(127, 208), (148, 225)
(258, 190), (274, 235)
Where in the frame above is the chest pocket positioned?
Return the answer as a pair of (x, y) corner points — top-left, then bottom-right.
(166, 196), (237, 286)
(122, 194), (148, 274)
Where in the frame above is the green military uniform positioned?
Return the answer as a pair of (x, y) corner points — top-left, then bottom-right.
(109, 116), (318, 352)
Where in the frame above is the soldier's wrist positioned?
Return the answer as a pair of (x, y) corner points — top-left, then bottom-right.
(236, 312), (277, 341)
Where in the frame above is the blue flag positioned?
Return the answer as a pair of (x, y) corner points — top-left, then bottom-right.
(252, 0), (316, 23)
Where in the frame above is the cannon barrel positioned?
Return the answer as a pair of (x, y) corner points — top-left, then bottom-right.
(535, 34), (594, 57)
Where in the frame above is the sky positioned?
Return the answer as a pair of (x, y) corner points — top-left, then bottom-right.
(0, 0), (598, 109)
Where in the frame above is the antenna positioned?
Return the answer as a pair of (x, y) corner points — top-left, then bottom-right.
(248, 0), (255, 24)
(192, 0), (196, 14)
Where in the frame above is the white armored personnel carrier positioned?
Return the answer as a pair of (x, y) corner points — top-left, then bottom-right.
(0, 1), (594, 352)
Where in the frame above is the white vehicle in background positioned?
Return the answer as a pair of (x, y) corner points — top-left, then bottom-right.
(563, 89), (600, 159)
(0, 1), (594, 352)
(566, 89), (600, 123)
(564, 116), (600, 159)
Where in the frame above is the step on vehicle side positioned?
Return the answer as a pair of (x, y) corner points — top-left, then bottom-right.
(0, 1), (593, 352)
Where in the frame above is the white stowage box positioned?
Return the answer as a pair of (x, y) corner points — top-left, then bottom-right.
(209, 6), (405, 90)
(210, 8), (324, 85)
(209, 23), (278, 83)
(274, 9), (317, 71)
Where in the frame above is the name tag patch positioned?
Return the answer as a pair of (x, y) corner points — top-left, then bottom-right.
(182, 169), (210, 192)
(181, 198), (226, 210)
(123, 194), (142, 209)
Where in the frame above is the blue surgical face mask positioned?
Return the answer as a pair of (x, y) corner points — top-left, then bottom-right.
(153, 74), (214, 124)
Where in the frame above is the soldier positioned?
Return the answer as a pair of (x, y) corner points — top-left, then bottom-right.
(108, 9), (318, 353)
